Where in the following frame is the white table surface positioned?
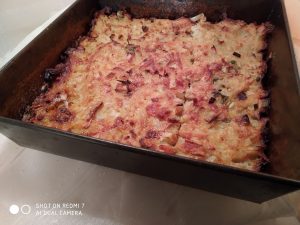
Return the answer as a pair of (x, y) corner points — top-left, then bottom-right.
(0, 1), (300, 225)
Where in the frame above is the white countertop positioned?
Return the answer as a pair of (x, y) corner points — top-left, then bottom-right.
(0, 1), (300, 225)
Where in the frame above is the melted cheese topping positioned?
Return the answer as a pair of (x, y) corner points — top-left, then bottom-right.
(23, 11), (271, 171)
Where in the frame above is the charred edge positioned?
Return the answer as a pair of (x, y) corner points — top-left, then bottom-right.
(259, 108), (270, 119)
(259, 97), (271, 119)
(265, 22), (275, 34)
(262, 121), (271, 146)
(206, 9), (229, 23)
(86, 10), (102, 39)
(121, 7), (132, 17)
(258, 24), (273, 171)
(58, 37), (85, 70)
(260, 121), (271, 171)
(57, 9), (108, 82)
(99, 7), (113, 16)
(43, 67), (63, 84)
(38, 8), (113, 110)
(261, 62), (271, 90)
(59, 48), (73, 64)
(22, 105), (35, 122)
(44, 55), (68, 91)
(46, 10), (101, 88)
(261, 23), (274, 89)
(59, 51), (69, 62)
(259, 45), (271, 89)
(98, 7), (131, 18)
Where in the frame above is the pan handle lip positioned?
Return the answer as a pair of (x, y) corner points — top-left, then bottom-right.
(1, 116), (300, 188)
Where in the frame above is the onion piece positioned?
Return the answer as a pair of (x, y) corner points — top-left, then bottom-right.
(190, 14), (206, 23)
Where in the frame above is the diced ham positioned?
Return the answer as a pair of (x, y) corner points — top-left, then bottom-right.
(159, 145), (176, 154)
(142, 58), (157, 74)
(139, 138), (153, 148)
(189, 110), (200, 123)
(167, 52), (183, 70)
(208, 62), (223, 72)
(180, 131), (208, 140)
(163, 77), (170, 88)
(145, 130), (160, 139)
(115, 83), (127, 93)
(192, 98), (206, 108)
(146, 103), (171, 120)
(54, 107), (72, 123)
(183, 140), (206, 157)
(130, 130), (137, 139)
(36, 114), (45, 121)
(113, 117), (125, 128)
(176, 79), (185, 88)
(168, 118), (180, 123)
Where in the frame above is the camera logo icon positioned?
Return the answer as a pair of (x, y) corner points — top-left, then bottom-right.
(9, 204), (31, 215)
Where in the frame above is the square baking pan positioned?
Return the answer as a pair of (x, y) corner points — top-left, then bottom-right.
(0, 0), (300, 203)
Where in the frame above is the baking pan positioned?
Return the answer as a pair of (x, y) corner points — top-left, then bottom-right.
(0, 0), (300, 203)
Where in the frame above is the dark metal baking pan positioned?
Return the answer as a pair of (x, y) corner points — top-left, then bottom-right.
(1, 0), (300, 203)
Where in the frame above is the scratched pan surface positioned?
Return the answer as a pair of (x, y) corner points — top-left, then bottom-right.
(0, 0), (300, 203)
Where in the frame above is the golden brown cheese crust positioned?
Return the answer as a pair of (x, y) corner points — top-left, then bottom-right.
(23, 11), (272, 171)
